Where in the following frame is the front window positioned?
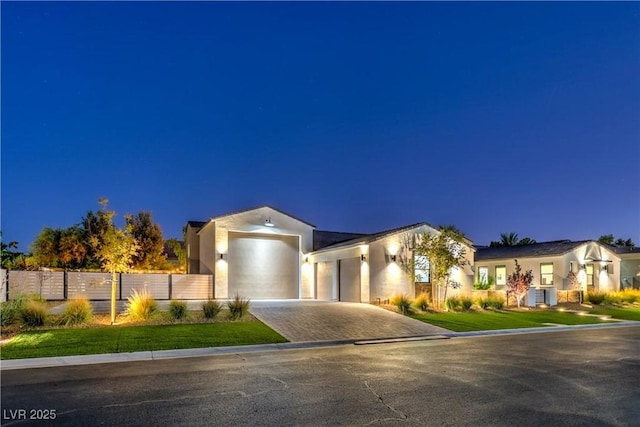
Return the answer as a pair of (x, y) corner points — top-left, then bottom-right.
(495, 266), (506, 286)
(541, 263), (554, 286)
(586, 264), (594, 286)
(414, 255), (430, 282)
(477, 267), (489, 284)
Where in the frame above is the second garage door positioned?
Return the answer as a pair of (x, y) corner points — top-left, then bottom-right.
(228, 232), (299, 299)
(339, 258), (361, 302)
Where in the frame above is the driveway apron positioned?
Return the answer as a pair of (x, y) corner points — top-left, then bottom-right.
(249, 300), (450, 342)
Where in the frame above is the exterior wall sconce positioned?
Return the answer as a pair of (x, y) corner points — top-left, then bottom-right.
(264, 217), (275, 227)
(579, 264), (586, 270)
(601, 264), (609, 271)
(305, 257), (309, 263)
(219, 253), (226, 260)
(361, 254), (367, 261)
(389, 255), (397, 262)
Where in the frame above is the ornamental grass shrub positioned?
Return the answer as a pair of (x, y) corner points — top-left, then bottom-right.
(445, 296), (473, 312)
(0, 295), (28, 327)
(413, 293), (429, 312)
(586, 291), (606, 305)
(169, 300), (188, 320)
(391, 294), (413, 315)
(62, 297), (93, 326)
(202, 299), (223, 319)
(126, 289), (158, 321)
(21, 299), (48, 327)
(604, 289), (640, 305)
(475, 295), (505, 310)
(228, 294), (250, 320)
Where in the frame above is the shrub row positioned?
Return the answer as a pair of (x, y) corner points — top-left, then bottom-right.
(390, 293), (506, 315)
(586, 289), (640, 305)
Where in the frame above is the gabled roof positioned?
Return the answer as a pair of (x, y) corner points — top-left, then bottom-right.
(475, 240), (593, 261)
(604, 244), (640, 255)
(197, 205), (315, 233)
(312, 222), (433, 253)
(186, 221), (207, 230)
(313, 230), (369, 251)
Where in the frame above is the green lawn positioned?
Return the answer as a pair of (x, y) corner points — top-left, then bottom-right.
(410, 310), (610, 332)
(0, 321), (287, 360)
(587, 306), (640, 321)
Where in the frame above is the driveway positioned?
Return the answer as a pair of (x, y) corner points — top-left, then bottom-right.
(249, 300), (450, 342)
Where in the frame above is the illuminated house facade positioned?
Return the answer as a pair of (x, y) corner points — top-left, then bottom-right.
(185, 206), (475, 302)
(474, 240), (635, 302)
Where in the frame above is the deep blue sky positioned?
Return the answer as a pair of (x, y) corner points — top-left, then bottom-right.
(2, 2), (639, 251)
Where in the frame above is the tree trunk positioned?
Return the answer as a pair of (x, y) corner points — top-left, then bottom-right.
(111, 271), (117, 325)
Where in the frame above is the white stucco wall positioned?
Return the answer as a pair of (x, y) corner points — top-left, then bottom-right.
(198, 207), (314, 299)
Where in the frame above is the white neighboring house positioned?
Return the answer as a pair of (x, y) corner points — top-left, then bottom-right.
(474, 240), (626, 305)
(185, 206), (475, 302)
(608, 245), (640, 290)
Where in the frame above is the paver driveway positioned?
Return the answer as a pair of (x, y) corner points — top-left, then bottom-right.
(249, 300), (450, 342)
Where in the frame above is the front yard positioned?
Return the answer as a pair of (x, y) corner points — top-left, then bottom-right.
(410, 310), (612, 332)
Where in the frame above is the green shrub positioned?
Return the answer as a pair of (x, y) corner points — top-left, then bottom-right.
(476, 295), (505, 310)
(474, 275), (495, 290)
(202, 299), (222, 319)
(0, 295), (28, 326)
(62, 297), (93, 325)
(391, 294), (413, 315)
(228, 294), (250, 320)
(603, 292), (622, 305)
(460, 296), (473, 311)
(169, 300), (188, 320)
(21, 299), (48, 327)
(445, 296), (462, 312)
(413, 293), (429, 312)
(605, 289), (640, 305)
(586, 291), (606, 305)
(126, 289), (158, 321)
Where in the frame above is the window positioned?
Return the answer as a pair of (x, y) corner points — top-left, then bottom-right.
(414, 255), (430, 283)
(586, 264), (594, 286)
(540, 263), (554, 286)
(495, 266), (506, 286)
(477, 267), (489, 284)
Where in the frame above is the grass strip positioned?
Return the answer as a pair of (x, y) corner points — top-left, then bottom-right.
(587, 306), (640, 321)
(1, 321), (287, 360)
(410, 310), (609, 332)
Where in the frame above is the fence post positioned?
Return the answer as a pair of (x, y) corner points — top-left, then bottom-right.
(63, 271), (68, 300)
(168, 274), (172, 300)
(3, 269), (8, 302)
(119, 273), (123, 301)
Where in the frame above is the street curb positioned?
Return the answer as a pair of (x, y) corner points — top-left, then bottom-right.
(1, 322), (638, 371)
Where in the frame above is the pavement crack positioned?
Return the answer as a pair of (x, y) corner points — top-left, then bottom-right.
(363, 380), (407, 423)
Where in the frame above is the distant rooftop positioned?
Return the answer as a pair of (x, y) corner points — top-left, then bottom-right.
(475, 240), (593, 261)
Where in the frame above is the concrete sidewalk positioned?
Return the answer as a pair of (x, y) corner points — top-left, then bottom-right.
(1, 322), (636, 371)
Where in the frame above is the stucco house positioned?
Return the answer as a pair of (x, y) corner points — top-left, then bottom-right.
(474, 240), (628, 304)
(185, 206), (475, 302)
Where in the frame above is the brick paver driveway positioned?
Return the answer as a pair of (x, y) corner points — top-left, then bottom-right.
(249, 300), (450, 342)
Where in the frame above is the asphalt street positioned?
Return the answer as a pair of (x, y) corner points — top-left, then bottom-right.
(1, 326), (639, 426)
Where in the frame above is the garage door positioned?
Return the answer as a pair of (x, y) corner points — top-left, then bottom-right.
(339, 258), (361, 302)
(228, 232), (299, 299)
(316, 261), (334, 300)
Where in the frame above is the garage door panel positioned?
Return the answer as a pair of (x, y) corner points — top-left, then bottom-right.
(316, 262), (334, 300)
(339, 258), (360, 302)
(228, 232), (299, 299)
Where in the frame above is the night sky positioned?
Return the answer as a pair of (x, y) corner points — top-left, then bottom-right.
(2, 2), (639, 252)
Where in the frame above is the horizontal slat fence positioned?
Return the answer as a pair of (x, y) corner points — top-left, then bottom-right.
(5, 271), (214, 301)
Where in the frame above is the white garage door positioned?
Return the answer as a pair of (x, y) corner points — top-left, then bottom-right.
(339, 258), (361, 302)
(316, 261), (334, 301)
(228, 232), (299, 299)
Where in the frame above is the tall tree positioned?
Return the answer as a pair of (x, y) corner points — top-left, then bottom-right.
(506, 259), (533, 308)
(490, 232), (536, 247)
(598, 234), (615, 245)
(0, 233), (27, 270)
(598, 234), (635, 247)
(89, 200), (139, 324)
(30, 227), (62, 267)
(126, 212), (166, 270)
(58, 226), (88, 269)
(166, 238), (187, 272)
(413, 229), (468, 309)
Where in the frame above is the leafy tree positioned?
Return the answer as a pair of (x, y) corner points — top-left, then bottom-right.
(413, 229), (468, 309)
(58, 226), (88, 269)
(166, 238), (187, 272)
(88, 200), (139, 324)
(1, 233), (28, 269)
(506, 259), (533, 308)
(598, 234), (635, 247)
(126, 212), (166, 270)
(439, 224), (466, 237)
(30, 227), (62, 267)
(490, 232), (536, 247)
(81, 199), (114, 267)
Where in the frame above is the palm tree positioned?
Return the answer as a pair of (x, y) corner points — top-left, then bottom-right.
(500, 232), (520, 246)
(517, 237), (537, 245)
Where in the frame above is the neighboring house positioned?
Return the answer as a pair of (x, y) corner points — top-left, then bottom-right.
(186, 205), (475, 302)
(608, 245), (640, 289)
(474, 240), (623, 304)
